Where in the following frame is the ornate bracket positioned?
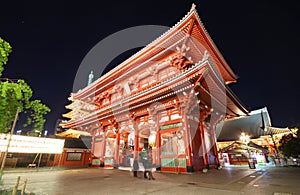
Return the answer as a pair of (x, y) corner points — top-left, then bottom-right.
(183, 90), (200, 114)
(200, 104), (211, 122)
(168, 53), (193, 72)
(109, 119), (119, 133)
(174, 90), (200, 115)
(167, 43), (193, 72)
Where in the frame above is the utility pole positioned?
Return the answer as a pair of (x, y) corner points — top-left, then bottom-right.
(1, 107), (19, 173)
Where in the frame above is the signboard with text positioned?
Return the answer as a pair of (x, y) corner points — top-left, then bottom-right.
(0, 134), (65, 154)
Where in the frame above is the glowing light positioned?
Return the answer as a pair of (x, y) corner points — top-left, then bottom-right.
(0, 134), (64, 154)
(149, 133), (156, 148)
(240, 132), (250, 143)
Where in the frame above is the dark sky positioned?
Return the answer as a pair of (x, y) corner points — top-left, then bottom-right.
(0, 1), (299, 133)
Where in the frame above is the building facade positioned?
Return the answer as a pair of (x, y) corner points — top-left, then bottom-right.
(62, 4), (248, 172)
(51, 137), (92, 167)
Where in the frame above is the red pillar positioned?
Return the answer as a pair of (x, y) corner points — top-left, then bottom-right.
(211, 123), (220, 167)
(133, 120), (139, 177)
(91, 130), (95, 156)
(134, 130), (139, 161)
(183, 113), (193, 172)
(114, 131), (120, 167)
(155, 128), (161, 169)
(200, 119), (208, 168)
(153, 113), (161, 169)
(101, 133), (106, 167)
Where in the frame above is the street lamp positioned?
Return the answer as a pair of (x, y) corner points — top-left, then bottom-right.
(240, 132), (250, 143)
(240, 132), (252, 164)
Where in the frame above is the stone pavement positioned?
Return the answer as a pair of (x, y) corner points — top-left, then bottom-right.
(1, 166), (299, 195)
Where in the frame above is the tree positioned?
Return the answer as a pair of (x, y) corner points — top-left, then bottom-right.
(0, 37), (12, 77)
(278, 127), (300, 158)
(0, 37), (50, 133)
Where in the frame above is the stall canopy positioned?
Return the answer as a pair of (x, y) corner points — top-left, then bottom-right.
(216, 107), (271, 141)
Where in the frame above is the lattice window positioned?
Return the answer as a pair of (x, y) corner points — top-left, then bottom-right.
(66, 153), (82, 161)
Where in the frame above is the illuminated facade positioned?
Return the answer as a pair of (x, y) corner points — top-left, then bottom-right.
(217, 127), (298, 166)
(62, 4), (248, 172)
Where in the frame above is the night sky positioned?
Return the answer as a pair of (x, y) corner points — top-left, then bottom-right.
(0, 1), (299, 133)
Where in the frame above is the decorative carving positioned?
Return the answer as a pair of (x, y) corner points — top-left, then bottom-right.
(114, 85), (123, 96)
(173, 99), (181, 113)
(167, 43), (193, 72)
(129, 76), (140, 89)
(146, 65), (159, 81)
(72, 99), (97, 111)
(129, 112), (136, 121)
(176, 43), (190, 56)
(168, 53), (193, 72)
(190, 3), (196, 12)
(94, 91), (111, 107)
(109, 119), (119, 133)
(200, 104), (211, 122)
(177, 90), (200, 114)
(201, 50), (210, 62)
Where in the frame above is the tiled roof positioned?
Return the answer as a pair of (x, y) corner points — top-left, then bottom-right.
(216, 107), (271, 141)
(56, 136), (91, 149)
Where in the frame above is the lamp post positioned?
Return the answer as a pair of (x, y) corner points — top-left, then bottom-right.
(239, 132), (257, 169)
(240, 132), (250, 144)
(240, 132), (251, 159)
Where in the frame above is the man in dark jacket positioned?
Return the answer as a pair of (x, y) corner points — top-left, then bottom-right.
(133, 159), (139, 177)
(140, 147), (155, 180)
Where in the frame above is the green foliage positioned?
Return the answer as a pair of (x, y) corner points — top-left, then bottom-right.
(279, 127), (300, 158)
(0, 37), (50, 133)
(26, 100), (51, 130)
(0, 38), (12, 77)
(0, 80), (50, 133)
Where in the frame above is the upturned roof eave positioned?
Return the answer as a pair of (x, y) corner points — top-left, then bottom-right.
(73, 4), (237, 100)
(63, 59), (210, 128)
(192, 9), (238, 83)
(63, 58), (246, 129)
(73, 6), (197, 99)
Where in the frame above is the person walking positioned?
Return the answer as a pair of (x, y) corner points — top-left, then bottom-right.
(140, 147), (155, 180)
(137, 145), (155, 180)
(139, 147), (148, 179)
(133, 159), (139, 177)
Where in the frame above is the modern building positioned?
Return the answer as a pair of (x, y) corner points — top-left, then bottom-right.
(216, 107), (271, 142)
(62, 4), (248, 172)
(216, 107), (297, 166)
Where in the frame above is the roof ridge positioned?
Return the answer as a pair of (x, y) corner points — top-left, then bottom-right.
(191, 5), (238, 82)
(75, 5), (198, 96)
